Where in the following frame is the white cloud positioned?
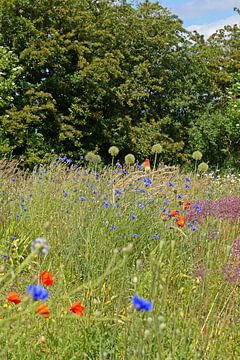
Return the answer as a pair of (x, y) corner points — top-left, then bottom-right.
(186, 14), (240, 38)
(175, 0), (238, 19)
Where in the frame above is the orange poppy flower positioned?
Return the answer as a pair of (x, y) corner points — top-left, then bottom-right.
(40, 271), (53, 286)
(0, 316), (3, 320)
(169, 210), (179, 217)
(183, 201), (191, 210)
(36, 304), (50, 318)
(176, 215), (185, 227)
(70, 302), (85, 316)
(161, 213), (168, 221)
(7, 292), (21, 304)
(144, 159), (151, 171)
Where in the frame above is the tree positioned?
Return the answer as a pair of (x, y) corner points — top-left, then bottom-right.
(0, 0), (239, 168)
(0, 46), (22, 157)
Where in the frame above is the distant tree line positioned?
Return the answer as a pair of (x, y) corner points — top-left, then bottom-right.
(0, 0), (239, 169)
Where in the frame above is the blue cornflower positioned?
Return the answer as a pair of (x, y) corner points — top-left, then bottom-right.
(168, 181), (174, 187)
(177, 194), (183, 199)
(132, 233), (140, 237)
(93, 189), (98, 194)
(185, 177), (191, 182)
(135, 187), (145, 193)
(132, 295), (153, 311)
(144, 177), (152, 187)
(153, 235), (159, 239)
(189, 223), (198, 231)
(110, 226), (116, 230)
(131, 214), (137, 220)
(138, 202), (144, 209)
(116, 161), (122, 169)
(194, 204), (201, 214)
(80, 196), (86, 201)
(102, 200), (109, 208)
(27, 284), (48, 301)
(0, 254), (10, 260)
(135, 164), (142, 170)
(58, 155), (67, 163)
(184, 183), (190, 189)
(11, 236), (17, 241)
(115, 189), (121, 195)
(63, 190), (68, 197)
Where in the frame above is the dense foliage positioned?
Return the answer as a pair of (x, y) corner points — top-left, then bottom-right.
(0, 0), (239, 168)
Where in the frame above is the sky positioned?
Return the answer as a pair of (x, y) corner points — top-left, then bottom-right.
(160, 0), (240, 38)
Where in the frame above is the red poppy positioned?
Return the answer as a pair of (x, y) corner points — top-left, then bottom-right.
(169, 210), (179, 217)
(36, 304), (50, 318)
(144, 159), (151, 171)
(161, 213), (168, 221)
(40, 271), (53, 286)
(7, 292), (21, 304)
(70, 302), (85, 316)
(176, 215), (185, 227)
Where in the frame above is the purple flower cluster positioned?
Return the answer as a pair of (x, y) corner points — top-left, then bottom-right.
(223, 236), (240, 283)
(186, 196), (240, 222)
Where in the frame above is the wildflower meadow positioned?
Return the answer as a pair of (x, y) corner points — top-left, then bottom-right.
(0, 156), (240, 359)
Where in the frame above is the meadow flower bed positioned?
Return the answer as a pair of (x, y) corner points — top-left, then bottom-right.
(0, 159), (240, 359)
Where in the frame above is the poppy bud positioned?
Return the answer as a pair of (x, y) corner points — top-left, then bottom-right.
(144, 159), (151, 171)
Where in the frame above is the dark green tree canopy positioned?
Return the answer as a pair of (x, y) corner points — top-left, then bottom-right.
(0, 0), (239, 169)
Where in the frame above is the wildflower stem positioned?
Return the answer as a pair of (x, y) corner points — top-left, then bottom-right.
(152, 152), (158, 176)
(0, 251), (38, 291)
(201, 290), (220, 335)
(69, 253), (127, 296)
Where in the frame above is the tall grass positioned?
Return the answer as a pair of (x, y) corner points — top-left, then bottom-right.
(0, 160), (240, 359)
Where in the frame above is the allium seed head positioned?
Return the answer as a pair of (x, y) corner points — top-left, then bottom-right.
(108, 146), (119, 157)
(198, 162), (209, 173)
(151, 143), (163, 154)
(192, 150), (203, 161)
(85, 152), (101, 163)
(124, 154), (135, 165)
